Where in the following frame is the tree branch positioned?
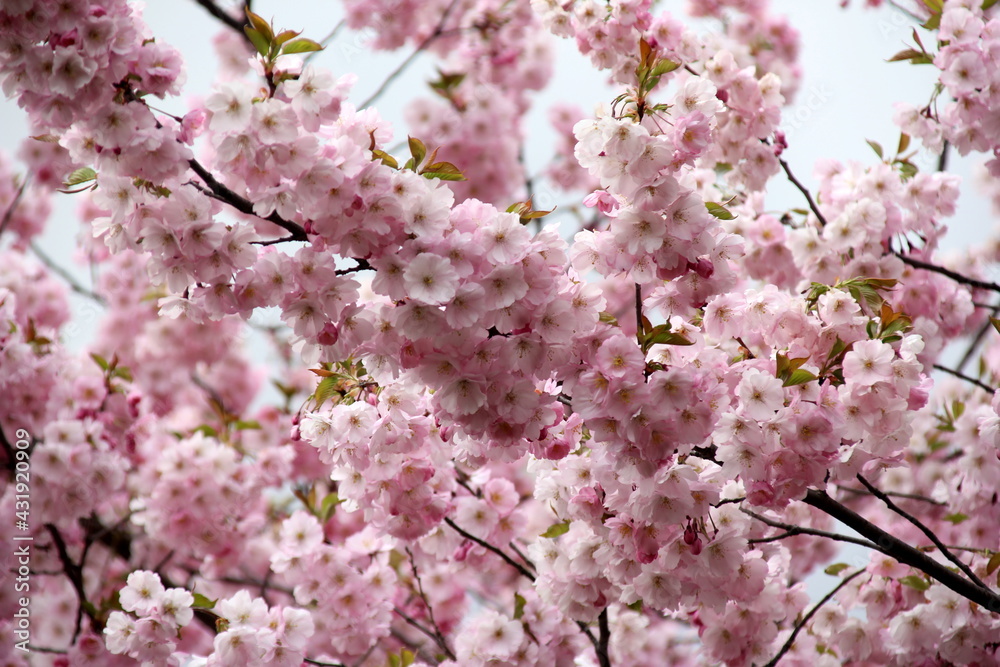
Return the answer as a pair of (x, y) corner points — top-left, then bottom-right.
(741, 507), (878, 550)
(444, 518), (535, 582)
(596, 608), (612, 667)
(359, 0), (462, 110)
(761, 569), (865, 667)
(856, 474), (991, 591)
(802, 489), (1000, 613)
(45, 524), (102, 642)
(187, 159), (308, 242)
(190, 0), (245, 36)
(0, 178), (27, 238)
(404, 547), (456, 660)
(895, 252), (1000, 294)
(778, 156), (827, 227)
(29, 243), (106, 304)
(932, 363), (994, 394)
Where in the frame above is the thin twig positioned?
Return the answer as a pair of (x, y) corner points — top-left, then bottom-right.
(777, 156), (827, 227)
(305, 19), (347, 64)
(45, 524), (101, 642)
(741, 508), (878, 550)
(802, 489), (1000, 613)
(29, 243), (105, 304)
(187, 159), (309, 242)
(835, 485), (944, 506)
(444, 518), (535, 581)
(404, 547), (456, 660)
(856, 474), (991, 591)
(932, 363), (994, 394)
(761, 569), (865, 667)
(304, 658), (347, 667)
(895, 252), (1000, 294)
(359, 0), (462, 110)
(957, 315), (997, 374)
(0, 178), (27, 238)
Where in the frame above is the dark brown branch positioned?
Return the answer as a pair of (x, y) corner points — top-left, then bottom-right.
(761, 569), (865, 667)
(777, 157), (827, 227)
(444, 518), (535, 581)
(190, 0), (245, 35)
(932, 363), (994, 394)
(303, 659), (346, 667)
(45, 524), (102, 641)
(937, 139), (950, 172)
(856, 474), (991, 591)
(596, 608), (612, 667)
(634, 283), (643, 337)
(741, 508), (877, 550)
(895, 252), (1000, 294)
(187, 159), (308, 242)
(335, 258), (373, 275)
(802, 489), (1000, 613)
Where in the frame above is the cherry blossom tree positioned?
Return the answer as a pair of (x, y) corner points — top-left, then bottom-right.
(1, 0), (1000, 665)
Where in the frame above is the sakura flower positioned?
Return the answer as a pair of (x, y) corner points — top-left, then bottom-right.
(119, 570), (165, 615)
(737, 369), (785, 420)
(842, 339), (895, 385)
(403, 253), (459, 305)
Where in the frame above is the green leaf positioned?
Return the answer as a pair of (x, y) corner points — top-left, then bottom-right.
(643, 324), (694, 351)
(986, 551), (1000, 576)
(899, 575), (930, 591)
(887, 48), (933, 65)
(192, 593), (216, 609)
(273, 30), (301, 46)
(944, 512), (969, 524)
(372, 149), (399, 169)
(401, 650), (415, 667)
(896, 160), (919, 180)
(407, 136), (427, 169)
(421, 161), (467, 181)
(313, 376), (339, 409)
(626, 599), (643, 612)
(783, 368), (817, 388)
(320, 493), (345, 522)
(540, 521), (571, 538)
(282, 38), (323, 55)
(244, 27), (270, 57)
(112, 366), (133, 382)
(65, 167), (97, 187)
(984, 0), (999, 9)
(705, 201), (736, 220)
(245, 9), (274, 43)
(513, 593), (526, 620)
(90, 352), (110, 371)
(824, 563), (850, 576)
(193, 424), (218, 438)
(897, 133), (911, 154)
(232, 419), (261, 431)
(866, 139), (884, 160)
(650, 59), (681, 77)
(990, 317), (1000, 335)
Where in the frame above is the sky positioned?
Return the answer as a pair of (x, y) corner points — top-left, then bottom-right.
(0, 0), (993, 602)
